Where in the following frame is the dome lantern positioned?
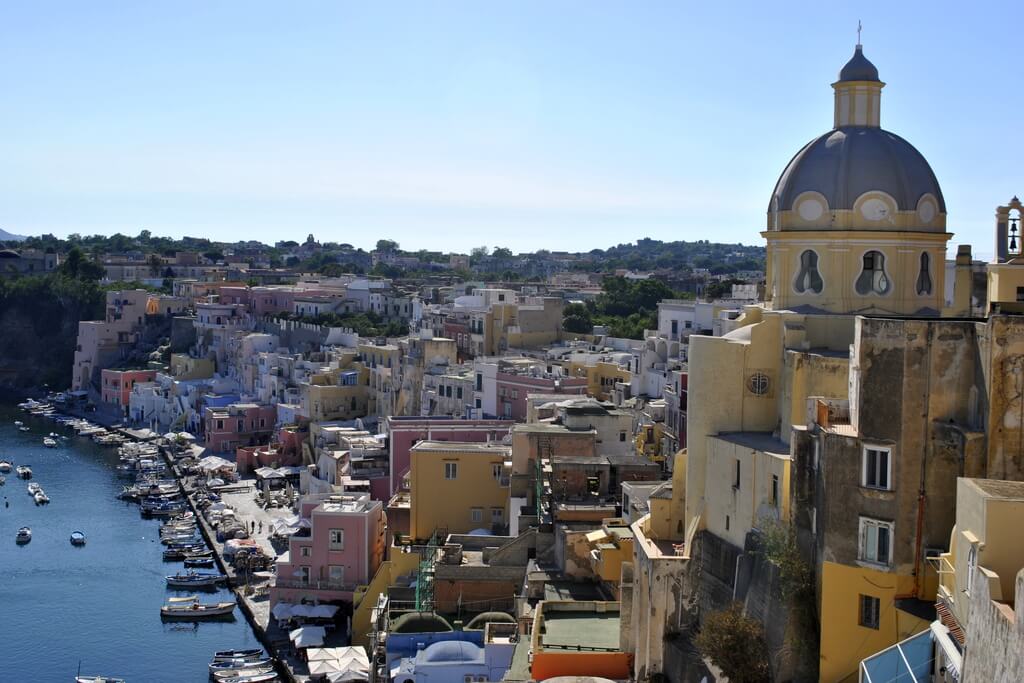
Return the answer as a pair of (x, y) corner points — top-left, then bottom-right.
(832, 43), (884, 128)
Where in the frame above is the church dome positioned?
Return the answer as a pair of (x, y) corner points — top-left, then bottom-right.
(771, 127), (945, 216)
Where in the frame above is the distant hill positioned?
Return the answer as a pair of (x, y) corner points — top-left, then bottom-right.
(0, 228), (27, 242)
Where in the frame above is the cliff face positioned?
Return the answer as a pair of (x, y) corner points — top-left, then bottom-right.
(0, 275), (106, 390)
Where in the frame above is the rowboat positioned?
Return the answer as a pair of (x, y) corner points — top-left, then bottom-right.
(34, 490), (50, 505)
(76, 676), (127, 683)
(212, 649), (264, 661)
(70, 531), (87, 546)
(43, 437), (57, 448)
(27, 482), (41, 495)
(165, 571), (224, 589)
(160, 595), (236, 620)
(16, 527), (31, 544)
(162, 545), (207, 560)
(211, 671), (278, 682)
(208, 658), (274, 674)
(0, 460), (12, 472)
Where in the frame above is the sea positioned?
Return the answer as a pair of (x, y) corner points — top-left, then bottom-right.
(0, 404), (260, 682)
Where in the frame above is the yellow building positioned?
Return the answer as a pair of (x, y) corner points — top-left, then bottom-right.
(302, 365), (370, 423)
(169, 353), (215, 380)
(408, 440), (511, 541)
(624, 41), (1024, 683)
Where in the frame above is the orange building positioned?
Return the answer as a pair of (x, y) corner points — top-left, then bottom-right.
(528, 600), (631, 681)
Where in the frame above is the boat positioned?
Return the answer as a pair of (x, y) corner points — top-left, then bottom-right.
(70, 531), (87, 546)
(43, 437), (57, 448)
(208, 658), (274, 674)
(184, 556), (215, 568)
(27, 482), (41, 495)
(0, 475), (5, 485)
(160, 595), (236, 620)
(18, 426), (29, 432)
(211, 671), (278, 682)
(76, 677), (127, 683)
(34, 490), (50, 505)
(0, 460), (12, 472)
(16, 465), (32, 479)
(16, 527), (31, 544)
(165, 571), (224, 589)
(14, 420), (22, 426)
(162, 545), (207, 560)
(212, 649), (264, 661)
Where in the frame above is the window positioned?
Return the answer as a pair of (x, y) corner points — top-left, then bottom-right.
(456, 387), (463, 400)
(733, 459), (741, 489)
(771, 474), (779, 507)
(619, 431), (627, 442)
(1017, 287), (1024, 303)
(491, 508), (504, 523)
(725, 515), (730, 531)
(259, 418), (265, 428)
(329, 565), (345, 585)
(216, 419), (224, 430)
(671, 320), (678, 334)
(329, 529), (344, 550)
(444, 462), (458, 480)
(475, 398), (481, 409)
(492, 464), (503, 482)
(966, 544), (978, 595)
(237, 419), (243, 432)
(471, 508), (483, 523)
(475, 373), (482, 391)
(503, 403), (512, 417)
(511, 389), (518, 400)
(916, 252), (933, 295)
(859, 594), (880, 629)
(794, 249), (824, 294)
(856, 250), (891, 295)
(859, 517), (893, 566)
(297, 566), (310, 584)
(301, 546), (311, 557)
(862, 446), (892, 490)
(747, 372), (770, 396)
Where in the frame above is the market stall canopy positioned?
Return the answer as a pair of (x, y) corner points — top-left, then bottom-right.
(255, 466), (285, 479)
(309, 604), (339, 619)
(272, 602), (295, 620)
(198, 455), (235, 472)
(289, 625), (326, 648)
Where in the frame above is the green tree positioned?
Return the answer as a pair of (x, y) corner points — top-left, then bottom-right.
(562, 303), (593, 334)
(57, 247), (105, 281)
(492, 247), (513, 259)
(375, 239), (399, 253)
(695, 602), (771, 683)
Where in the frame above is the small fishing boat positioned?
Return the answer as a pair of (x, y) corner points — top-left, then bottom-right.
(18, 426), (29, 432)
(70, 531), (87, 546)
(160, 595), (236, 620)
(208, 658), (274, 675)
(76, 677), (126, 683)
(184, 556), (215, 568)
(212, 649), (264, 661)
(27, 482), (41, 495)
(16, 465), (32, 479)
(43, 437), (57, 448)
(34, 490), (50, 505)
(14, 420), (22, 426)
(16, 527), (31, 544)
(0, 475), (5, 485)
(211, 671), (278, 682)
(165, 571), (224, 589)
(0, 460), (12, 472)
(162, 546), (207, 560)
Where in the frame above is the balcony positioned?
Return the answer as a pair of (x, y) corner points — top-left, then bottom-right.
(274, 578), (357, 592)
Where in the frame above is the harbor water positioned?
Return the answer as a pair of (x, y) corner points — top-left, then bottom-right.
(0, 404), (260, 682)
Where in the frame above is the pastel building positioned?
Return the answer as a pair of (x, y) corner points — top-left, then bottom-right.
(203, 402), (277, 453)
(101, 369), (157, 412)
(272, 492), (386, 609)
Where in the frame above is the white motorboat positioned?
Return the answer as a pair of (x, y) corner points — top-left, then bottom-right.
(160, 595), (236, 619)
(76, 677), (126, 683)
(34, 490), (50, 505)
(16, 527), (31, 544)
(70, 531), (87, 546)
(27, 482), (41, 495)
(211, 671), (278, 682)
(0, 460), (11, 472)
(43, 437), (58, 448)
(16, 465), (32, 479)
(211, 649), (264, 661)
(165, 571), (224, 589)
(208, 659), (274, 675)
(13, 420), (22, 426)
(18, 426), (29, 432)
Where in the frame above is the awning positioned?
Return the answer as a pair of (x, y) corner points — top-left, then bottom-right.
(256, 466), (284, 479)
(272, 602), (295, 620)
(289, 625), (326, 648)
(309, 604), (339, 619)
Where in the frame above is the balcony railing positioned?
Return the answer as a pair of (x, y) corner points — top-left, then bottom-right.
(274, 578), (357, 592)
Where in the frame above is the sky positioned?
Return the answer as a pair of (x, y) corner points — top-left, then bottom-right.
(0, 2), (1021, 257)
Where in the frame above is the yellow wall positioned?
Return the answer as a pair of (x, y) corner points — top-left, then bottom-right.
(349, 549), (421, 647)
(988, 263), (1024, 307)
(764, 230), (950, 316)
(409, 445), (510, 540)
(704, 437), (790, 549)
(586, 361), (632, 400)
(819, 561), (929, 683)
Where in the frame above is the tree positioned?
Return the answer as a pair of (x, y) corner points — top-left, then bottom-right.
(57, 247), (105, 281)
(203, 250), (224, 263)
(470, 246), (490, 264)
(147, 254), (163, 276)
(376, 239), (399, 253)
(492, 247), (513, 259)
(695, 602), (771, 683)
(562, 303), (593, 334)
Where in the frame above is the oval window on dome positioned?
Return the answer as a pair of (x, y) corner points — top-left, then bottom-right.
(856, 251), (891, 295)
(794, 250), (824, 294)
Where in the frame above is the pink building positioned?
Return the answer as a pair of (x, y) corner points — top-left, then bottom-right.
(203, 402), (278, 453)
(386, 417), (513, 495)
(236, 425), (307, 473)
(101, 369), (157, 411)
(495, 371), (588, 422)
(217, 286), (252, 307)
(272, 493), (386, 608)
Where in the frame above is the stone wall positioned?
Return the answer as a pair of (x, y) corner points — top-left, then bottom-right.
(962, 567), (1024, 682)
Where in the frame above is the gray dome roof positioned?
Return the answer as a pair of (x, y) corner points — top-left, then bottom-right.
(419, 640), (483, 663)
(770, 127), (945, 216)
(839, 45), (879, 82)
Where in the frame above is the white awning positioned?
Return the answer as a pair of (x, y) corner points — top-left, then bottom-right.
(289, 625), (326, 648)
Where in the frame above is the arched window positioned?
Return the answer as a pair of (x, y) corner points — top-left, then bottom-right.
(916, 252), (933, 295)
(794, 250), (824, 294)
(856, 251), (891, 295)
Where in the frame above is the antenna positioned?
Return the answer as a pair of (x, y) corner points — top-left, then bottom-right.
(857, 20), (862, 47)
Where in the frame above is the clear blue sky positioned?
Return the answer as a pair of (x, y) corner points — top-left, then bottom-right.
(1, 2), (1019, 256)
